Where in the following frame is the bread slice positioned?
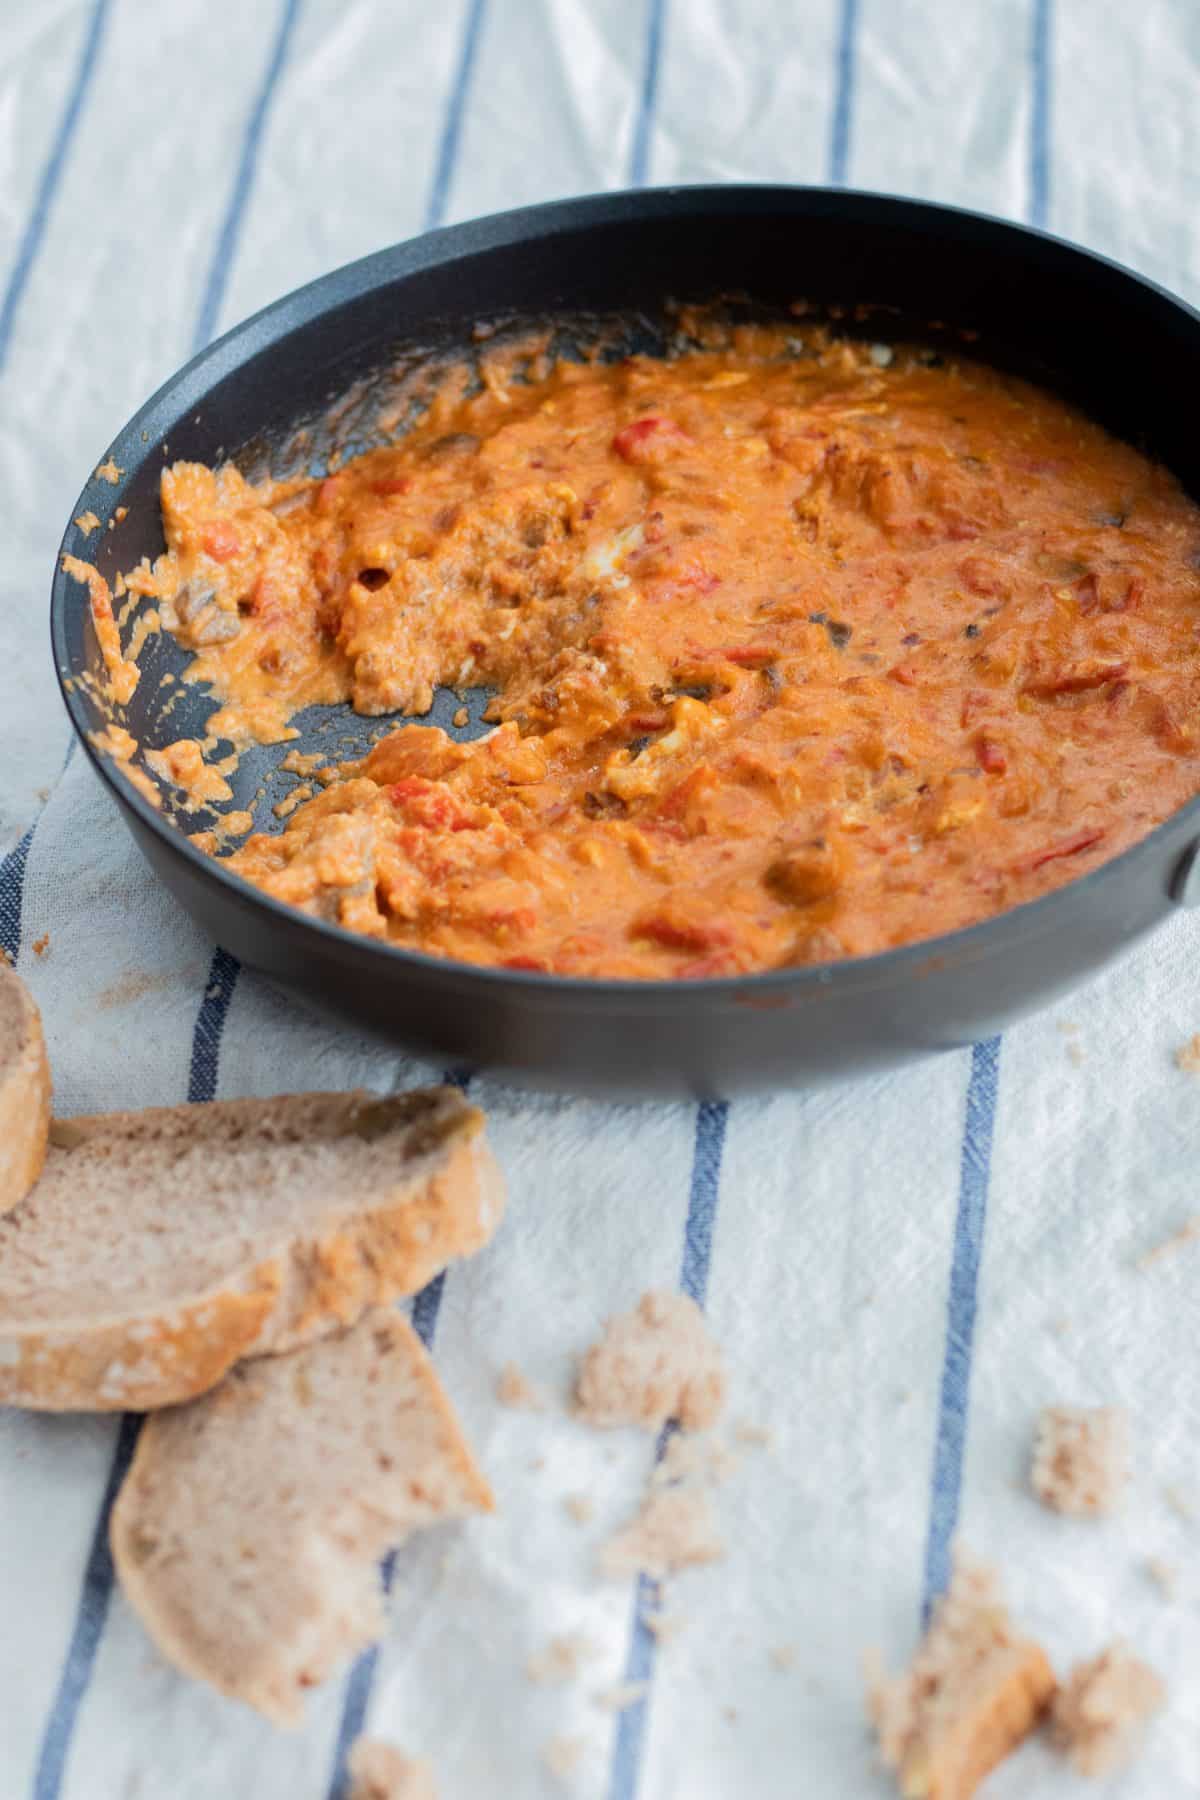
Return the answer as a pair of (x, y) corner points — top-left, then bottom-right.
(0, 965), (51, 1215)
(111, 1309), (492, 1725)
(0, 1086), (503, 1410)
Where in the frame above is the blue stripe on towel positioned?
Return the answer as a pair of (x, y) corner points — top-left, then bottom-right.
(828, 0), (860, 185)
(187, 946), (241, 1104)
(30, 1416), (141, 1800)
(192, 0), (303, 352)
(424, 0), (488, 232)
(607, 1101), (729, 1800)
(26, 9), (305, 1787)
(918, 19), (1050, 1622)
(0, 827), (33, 964)
(0, 0), (112, 377)
(629, 0), (667, 188)
(0, 0), (112, 951)
(1028, 0), (1053, 228)
(920, 1037), (1001, 1618)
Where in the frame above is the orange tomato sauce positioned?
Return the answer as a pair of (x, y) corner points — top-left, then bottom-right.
(143, 327), (1200, 979)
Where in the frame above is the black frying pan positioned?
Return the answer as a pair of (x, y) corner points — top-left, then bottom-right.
(50, 187), (1200, 1097)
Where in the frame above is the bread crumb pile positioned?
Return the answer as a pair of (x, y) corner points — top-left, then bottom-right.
(574, 1291), (725, 1431)
(866, 1555), (1056, 1800)
(1031, 1405), (1130, 1516)
(1051, 1644), (1165, 1776)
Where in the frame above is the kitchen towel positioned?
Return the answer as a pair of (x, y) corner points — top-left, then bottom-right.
(2, 2), (1199, 1796)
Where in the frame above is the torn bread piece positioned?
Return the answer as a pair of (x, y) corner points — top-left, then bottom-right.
(1031, 1405), (1129, 1517)
(866, 1555), (1056, 1800)
(347, 1737), (438, 1800)
(0, 1086), (503, 1410)
(111, 1309), (491, 1725)
(1050, 1644), (1164, 1777)
(0, 967), (51, 1216)
(575, 1291), (725, 1431)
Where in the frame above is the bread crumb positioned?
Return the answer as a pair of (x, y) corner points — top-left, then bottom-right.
(564, 1493), (595, 1525)
(1163, 1482), (1195, 1522)
(452, 706), (470, 728)
(866, 1553), (1056, 1800)
(651, 1431), (739, 1488)
(1057, 1019), (1079, 1034)
(722, 1705), (738, 1723)
(75, 511), (100, 535)
(1066, 1042), (1085, 1067)
(31, 933), (49, 958)
(1175, 1033), (1200, 1074)
(496, 1361), (547, 1411)
(575, 1291), (726, 1431)
(600, 1486), (724, 1580)
(593, 1681), (648, 1711)
(541, 1735), (586, 1782)
(1031, 1405), (1129, 1516)
(347, 1737), (437, 1800)
(733, 1418), (773, 1450)
(1051, 1644), (1164, 1776)
(1137, 1215), (1200, 1268)
(1145, 1556), (1177, 1600)
(95, 458), (123, 483)
(642, 1608), (685, 1644)
(526, 1634), (597, 1684)
(769, 1644), (797, 1672)
(1046, 1316), (1071, 1337)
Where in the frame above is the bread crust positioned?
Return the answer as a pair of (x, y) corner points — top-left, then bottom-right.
(0, 1089), (504, 1411)
(0, 967), (51, 1216)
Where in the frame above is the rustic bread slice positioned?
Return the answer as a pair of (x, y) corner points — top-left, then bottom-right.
(111, 1309), (492, 1725)
(0, 965), (51, 1215)
(0, 1086), (503, 1410)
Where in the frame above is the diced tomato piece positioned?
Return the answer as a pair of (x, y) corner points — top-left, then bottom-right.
(975, 735), (1007, 775)
(888, 662), (919, 686)
(959, 556), (1006, 598)
(1019, 828), (1106, 874)
(625, 710), (670, 733)
(675, 562), (720, 593)
(202, 520), (241, 563)
(387, 777), (474, 831)
(611, 416), (689, 464)
(635, 914), (734, 952)
(370, 477), (413, 498)
(719, 645), (776, 668)
(500, 954), (546, 971)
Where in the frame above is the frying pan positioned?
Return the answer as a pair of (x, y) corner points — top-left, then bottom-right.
(50, 187), (1200, 1097)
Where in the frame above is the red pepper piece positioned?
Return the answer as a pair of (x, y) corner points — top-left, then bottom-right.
(719, 645), (776, 668)
(1020, 828), (1106, 873)
(611, 416), (689, 463)
(975, 735), (1007, 775)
